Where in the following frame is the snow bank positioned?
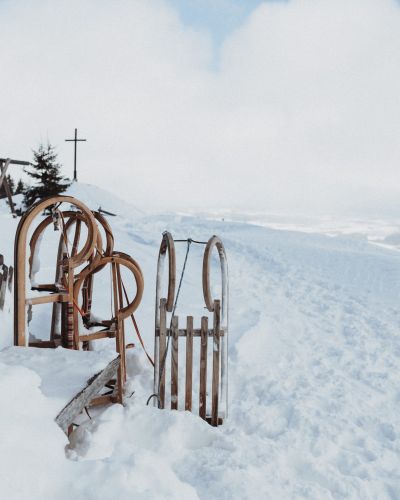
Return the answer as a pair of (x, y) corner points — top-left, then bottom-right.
(0, 347), (118, 414)
(0, 362), (71, 499)
(68, 404), (210, 500)
(0, 211), (18, 348)
(66, 182), (144, 217)
(1, 184), (400, 498)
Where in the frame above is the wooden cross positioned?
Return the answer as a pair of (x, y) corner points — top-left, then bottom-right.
(65, 128), (86, 182)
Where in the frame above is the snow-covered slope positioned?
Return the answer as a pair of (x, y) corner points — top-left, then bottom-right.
(1, 183), (400, 499)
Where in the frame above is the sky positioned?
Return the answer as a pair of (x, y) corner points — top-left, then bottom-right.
(170, 0), (268, 47)
(1, 0), (400, 215)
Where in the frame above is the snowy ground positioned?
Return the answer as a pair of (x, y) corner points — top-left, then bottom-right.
(1, 184), (400, 499)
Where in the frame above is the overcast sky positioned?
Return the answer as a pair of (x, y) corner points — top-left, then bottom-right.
(1, 0), (400, 214)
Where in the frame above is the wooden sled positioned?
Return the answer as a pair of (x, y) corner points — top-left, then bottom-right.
(13, 195), (144, 424)
(153, 232), (229, 426)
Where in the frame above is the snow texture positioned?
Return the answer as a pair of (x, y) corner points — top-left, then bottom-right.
(1, 184), (400, 499)
(0, 347), (117, 414)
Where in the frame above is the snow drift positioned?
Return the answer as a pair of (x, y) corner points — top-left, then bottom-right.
(0, 183), (400, 499)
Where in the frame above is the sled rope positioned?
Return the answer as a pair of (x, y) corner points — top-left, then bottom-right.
(120, 278), (154, 367)
(173, 238), (208, 245)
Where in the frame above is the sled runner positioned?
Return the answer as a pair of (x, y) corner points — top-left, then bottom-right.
(152, 232), (229, 426)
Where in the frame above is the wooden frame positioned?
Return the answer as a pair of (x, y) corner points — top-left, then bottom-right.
(14, 196), (144, 418)
(14, 195), (97, 347)
(153, 233), (229, 426)
(12, 193), (145, 430)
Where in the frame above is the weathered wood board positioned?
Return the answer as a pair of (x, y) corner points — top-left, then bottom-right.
(56, 356), (120, 433)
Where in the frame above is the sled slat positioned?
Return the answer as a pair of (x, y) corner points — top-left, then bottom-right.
(26, 293), (69, 305)
(185, 316), (193, 411)
(199, 316), (208, 419)
(29, 340), (59, 348)
(79, 331), (116, 341)
(211, 300), (221, 426)
(171, 315), (179, 410)
(89, 394), (116, 407)
(159, 299), (167, 408)
(155, 328), (224, 337)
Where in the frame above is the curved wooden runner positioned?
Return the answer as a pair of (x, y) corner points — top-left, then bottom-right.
(154, 233), (228, 427)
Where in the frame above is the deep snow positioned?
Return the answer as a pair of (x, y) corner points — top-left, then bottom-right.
(0, 184), (400, 499)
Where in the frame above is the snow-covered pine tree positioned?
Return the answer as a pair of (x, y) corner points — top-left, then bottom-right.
(14, 179), (26, 195)
(24, 143), (70, 207)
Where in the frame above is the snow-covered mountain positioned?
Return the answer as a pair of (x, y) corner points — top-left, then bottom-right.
(1, 183), (400, 499)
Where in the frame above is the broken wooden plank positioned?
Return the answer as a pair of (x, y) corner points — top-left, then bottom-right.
(171, 315), (179, 410)
(55, 356), (120, 433)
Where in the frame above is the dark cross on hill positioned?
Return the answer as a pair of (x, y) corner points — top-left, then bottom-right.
(65, 128), (86, 182)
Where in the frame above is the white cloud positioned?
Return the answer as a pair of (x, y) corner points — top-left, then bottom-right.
(1, 0), (400, 214)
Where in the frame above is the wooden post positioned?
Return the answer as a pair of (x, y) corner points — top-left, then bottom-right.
(0, 264), (7, 310)
(0, 159), (15, 215)
(171, 315), (179, 410)
(211, 300), (220, 426)
(159, 298), (167, 408)
(199, 316), (208, 420)
(0, 159), (10, 188)
(185, 316), (193, 411)
(7, 266), (13, 292)
(3, 178), (15, 215)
